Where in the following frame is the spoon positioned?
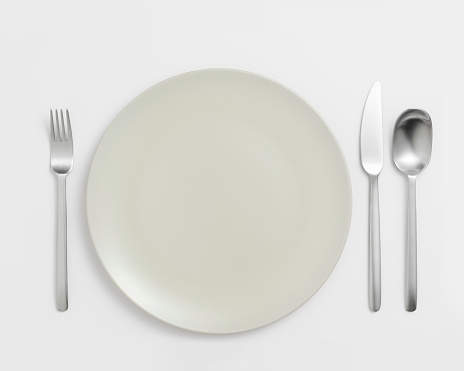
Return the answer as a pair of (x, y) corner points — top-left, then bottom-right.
(392, 109), (433, 312)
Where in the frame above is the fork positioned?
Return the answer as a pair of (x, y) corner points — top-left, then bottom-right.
(50, 109), (73, 312)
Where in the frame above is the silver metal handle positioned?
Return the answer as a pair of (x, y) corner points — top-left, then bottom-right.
(406, 175), (417, 312)
(56, 174), (68, 311)
(368, 174), (381, 312)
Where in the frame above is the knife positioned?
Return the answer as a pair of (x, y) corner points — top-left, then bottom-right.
(360, 82), (383, 312)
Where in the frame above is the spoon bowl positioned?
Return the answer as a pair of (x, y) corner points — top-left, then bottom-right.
(393, 109), (432, 176)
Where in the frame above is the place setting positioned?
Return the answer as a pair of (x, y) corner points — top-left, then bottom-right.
(49, 69), (433, 333)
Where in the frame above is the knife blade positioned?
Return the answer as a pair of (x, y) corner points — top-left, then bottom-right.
(360, 82), (383, 312)
(361, 82), (383, 175)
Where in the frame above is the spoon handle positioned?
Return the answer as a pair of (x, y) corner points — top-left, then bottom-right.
(368, 174), (381, 311)
(406, 175), (417, 311)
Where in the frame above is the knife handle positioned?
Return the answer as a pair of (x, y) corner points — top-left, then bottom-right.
(368, 174), (381, 311)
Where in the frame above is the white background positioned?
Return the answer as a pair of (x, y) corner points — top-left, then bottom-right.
(0, 0), (462, 370)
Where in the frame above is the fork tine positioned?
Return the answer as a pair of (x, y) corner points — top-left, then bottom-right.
(66, 110), (72, 142)
(55, 110), (62, 141)
(50, 109), (56, 141)
(60, 110), (67, 141)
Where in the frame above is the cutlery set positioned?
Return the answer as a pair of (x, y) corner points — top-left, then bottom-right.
(361, 83), (433, 312)
(48, 70), (432, 331)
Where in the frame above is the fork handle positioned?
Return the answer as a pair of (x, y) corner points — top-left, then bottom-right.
(56, 174), (68, 311)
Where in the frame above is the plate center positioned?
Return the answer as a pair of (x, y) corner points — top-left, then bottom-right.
(134, 118), (307, 285)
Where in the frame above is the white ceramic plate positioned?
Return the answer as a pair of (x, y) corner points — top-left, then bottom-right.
(87, 69), (351, 334)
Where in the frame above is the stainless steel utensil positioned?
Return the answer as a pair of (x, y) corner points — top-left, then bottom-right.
(50, 109), (73, 312)
(392, 109), (432, 312)
(360, 82), (383, 312)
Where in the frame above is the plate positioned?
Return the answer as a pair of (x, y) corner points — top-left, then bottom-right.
(87, 69), (351, 333)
